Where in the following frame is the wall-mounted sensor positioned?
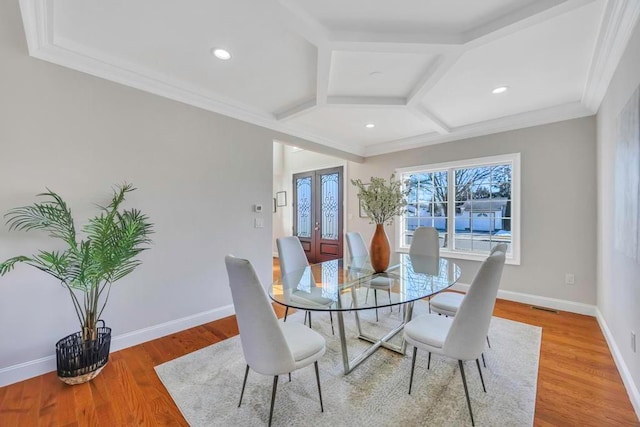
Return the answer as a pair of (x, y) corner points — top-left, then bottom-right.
(255, 204), (263, 213)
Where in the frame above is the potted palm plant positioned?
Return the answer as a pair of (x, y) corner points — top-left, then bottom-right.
(351, 174), (408, 273)
(0, 183), (153, 384)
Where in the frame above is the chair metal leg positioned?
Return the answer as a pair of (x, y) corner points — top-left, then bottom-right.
(283, 307), (289, 322)
(329, 312), (335, 335)
(427, 352), (431, 370)
(308, 311), (312, 328)
(268, 375), (279, 427)
(314, 361), (324, 412)
(481, 353), (486, 368)
(476, 359), (486, 392)
(288, 372), (291, 382)
(486, 335), (491, 348)
(238, 364), (249, 407)
(365, 288), (370, 303)
(304, 311), (308, 326)
(458, 360), (475, 426)
(387, 289), (392, 312)
(374, 290), (379, 322)
(408, 346), (417, 394)
(428, 297), (431, 313)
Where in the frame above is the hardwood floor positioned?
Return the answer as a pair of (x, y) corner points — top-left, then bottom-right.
(1, 261), (638, 426)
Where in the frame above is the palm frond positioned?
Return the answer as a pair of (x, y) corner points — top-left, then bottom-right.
(0, 256), (34, 275)
(4, 190), (77, 247)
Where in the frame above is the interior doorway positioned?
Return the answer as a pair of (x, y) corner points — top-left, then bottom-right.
(292, 166), (344, 263)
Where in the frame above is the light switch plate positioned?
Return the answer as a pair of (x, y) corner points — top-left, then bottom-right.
(254, 218), (264, 228)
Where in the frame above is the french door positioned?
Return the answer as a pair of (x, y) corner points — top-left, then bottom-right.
(292, 166), (344, 264)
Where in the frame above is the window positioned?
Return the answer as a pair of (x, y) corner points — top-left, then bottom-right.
(396, 153), (520, 264)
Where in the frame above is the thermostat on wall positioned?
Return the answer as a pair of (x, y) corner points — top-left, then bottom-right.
(254, 204), (263, 213)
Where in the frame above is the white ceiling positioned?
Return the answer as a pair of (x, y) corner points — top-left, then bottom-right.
(18, 0), (640, 157)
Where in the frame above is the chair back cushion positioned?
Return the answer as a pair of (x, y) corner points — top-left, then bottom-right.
(346, 232), (368, 258)
(490, 243), (508, 255)
(443, 251), (505, 360)
(409, 227), (440, 258)
(277, 236), (309, 276)
(225, 255), (296, 375)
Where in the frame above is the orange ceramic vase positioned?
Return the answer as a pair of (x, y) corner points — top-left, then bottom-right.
(370, 224), (390, 273)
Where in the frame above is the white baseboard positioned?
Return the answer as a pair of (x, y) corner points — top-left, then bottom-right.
(595, 308), (640, 420)
(0, 304), (235, 387)
(450, 283), (597, 316)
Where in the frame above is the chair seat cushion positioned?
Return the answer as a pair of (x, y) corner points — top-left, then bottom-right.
(430, 292), (465, 316)
(290, 288), (333, 307)
(280, 321), (326, 366)
(366, 276), (392, 289)
(404, 313), (453, 349)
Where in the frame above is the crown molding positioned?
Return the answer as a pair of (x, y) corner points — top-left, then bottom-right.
(364, 101), (593, 156)
(18, 0), (606, 161)
(582, 0), (640, 112)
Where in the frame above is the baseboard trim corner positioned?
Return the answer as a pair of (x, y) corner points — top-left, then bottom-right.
(595, 308), (640, 420)
(0, 304), (235, 388)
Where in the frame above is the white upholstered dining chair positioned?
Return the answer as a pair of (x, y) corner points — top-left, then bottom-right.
(409, 226), (440, 258)
(277, 236), (335, 334)
(410, 226), (440, 314)
(345, 231), (394, 321)
(225, 255), (326, 427)
(429, 243), (507, 350)
(403, 250), (506, 426)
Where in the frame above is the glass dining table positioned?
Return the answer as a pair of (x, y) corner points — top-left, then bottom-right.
(269, 253), (462, 374)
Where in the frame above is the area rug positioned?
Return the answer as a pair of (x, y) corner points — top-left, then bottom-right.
(155, 301), (541, 426)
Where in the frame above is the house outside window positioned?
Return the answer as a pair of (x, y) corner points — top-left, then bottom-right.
(396, 153), (521, 265)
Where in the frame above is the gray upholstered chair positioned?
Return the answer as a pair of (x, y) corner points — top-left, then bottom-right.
(225, 255), (325, 426)
(346, 231), (394, 321)
(403, 250), (506, 426)
(277, 236), (335, 334)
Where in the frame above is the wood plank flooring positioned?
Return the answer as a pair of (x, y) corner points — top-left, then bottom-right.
(0, 260), (638, 426)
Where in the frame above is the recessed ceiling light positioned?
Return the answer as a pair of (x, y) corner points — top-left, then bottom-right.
(492, 86), (509, 94)
(365, 123), (375, 129)
(211, 48), (231, 60)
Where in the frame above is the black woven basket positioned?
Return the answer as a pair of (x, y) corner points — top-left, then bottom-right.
(55, 320), (111, 383)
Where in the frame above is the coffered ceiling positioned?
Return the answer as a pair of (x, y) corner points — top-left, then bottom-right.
(18, 0), (640, 157)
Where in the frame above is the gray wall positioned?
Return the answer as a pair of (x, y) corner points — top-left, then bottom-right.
(597, 20), (640, 402)
(0, 1), (275, 375)
(349, 117), (597, 304)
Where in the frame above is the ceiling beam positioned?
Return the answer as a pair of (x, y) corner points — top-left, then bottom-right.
(408, 105), (451, 134)
(275, 0), (330, 46)
(329, 39), (458, 54)
(582, 0), (640, 112)
(316, 46), (332, 105)
(326, 96), (406, 107)
(329, 31), (464, 50)
(406, 53), (463, 107)
(275, 98), (318, 121)
(463, 0), (596, 48)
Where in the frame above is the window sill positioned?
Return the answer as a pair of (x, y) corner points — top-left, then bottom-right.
(396, 248), (520, 266)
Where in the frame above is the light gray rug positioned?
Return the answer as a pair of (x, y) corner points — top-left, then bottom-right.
(155, 301), (541, 426)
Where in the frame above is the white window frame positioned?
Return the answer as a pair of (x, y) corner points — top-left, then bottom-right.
(395, 153), (521, 265)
